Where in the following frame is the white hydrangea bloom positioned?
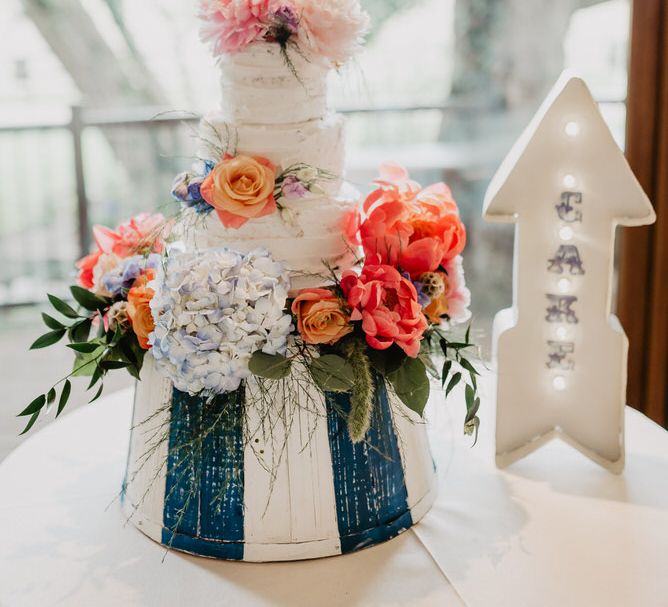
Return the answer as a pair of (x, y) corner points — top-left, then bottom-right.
(148, 248), (293, 395)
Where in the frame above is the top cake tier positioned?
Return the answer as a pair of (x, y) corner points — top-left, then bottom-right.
(218, 43), (330, 125)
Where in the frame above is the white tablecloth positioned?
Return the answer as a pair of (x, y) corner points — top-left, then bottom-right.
(1, 378), (668, 606)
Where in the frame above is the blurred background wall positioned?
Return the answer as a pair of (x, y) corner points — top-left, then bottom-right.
(0, 0), (631, 459)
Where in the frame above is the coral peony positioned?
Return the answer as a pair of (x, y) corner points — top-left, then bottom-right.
(341, 261), (427, 358)
(201, 154), (277, 229)
(127, 269), (157, 350)
(296, 0), (370, 64)
(291, 288), (353, 345)
(359, 201), (412, 267)
(75, 249), (102, 289)
(198, 0), (273, 55)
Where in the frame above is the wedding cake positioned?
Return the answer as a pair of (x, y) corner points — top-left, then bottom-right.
(22, 0), (479, 564)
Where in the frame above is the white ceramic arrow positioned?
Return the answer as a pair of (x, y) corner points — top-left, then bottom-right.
(483, 72), (656, 473)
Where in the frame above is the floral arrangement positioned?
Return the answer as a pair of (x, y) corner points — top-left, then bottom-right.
(197, 0), (370, 64)
(20, 165), (480, 444)
(171, 152), (334, 229)
(17, 214), (168, 433)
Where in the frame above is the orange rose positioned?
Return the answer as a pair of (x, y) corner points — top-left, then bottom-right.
(200, 154), (277, 229)
(127, 269), (156, 350)
(291, 288), (353, 345)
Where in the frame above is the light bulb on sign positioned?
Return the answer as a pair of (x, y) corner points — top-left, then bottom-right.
(558, 278), (571, 293)
(564, 121), (580, 137)
(559, 226), (574, 241)
(552, 375), (567, 391)
(562, 174), (577, 189)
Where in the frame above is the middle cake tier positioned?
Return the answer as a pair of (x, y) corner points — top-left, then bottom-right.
(198, 113), (346, 196)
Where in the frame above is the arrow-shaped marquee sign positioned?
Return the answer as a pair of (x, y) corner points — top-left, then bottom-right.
(483, 73), (656, 473)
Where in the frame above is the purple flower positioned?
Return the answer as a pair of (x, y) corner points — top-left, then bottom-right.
(102, 254), (161, 297)
(274, 5), (299, 34)
(281, 175), (309, 199)
(412, 280), (432, 308)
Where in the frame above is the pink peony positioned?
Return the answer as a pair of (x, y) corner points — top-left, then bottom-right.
(198, 0), (275, 55)
(341, 260), (427, 358)
(93, 213), (165, 258)
(296, 0), (370, 64)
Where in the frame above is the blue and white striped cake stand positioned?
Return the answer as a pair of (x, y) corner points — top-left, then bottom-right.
(122, 357), (437, 562)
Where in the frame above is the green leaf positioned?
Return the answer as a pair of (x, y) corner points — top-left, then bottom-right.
(67, 342), (102, 353)
(460, 357), (480, 377)
(48, 294), (80, 319)
(18, 394), (46, 417)
(89, 383), (104, 403)
(309, 354), (355, 393)
(445, 371), (462, 398)
(69, 318), (92, 344)
(42, 313), (65, 330)
(366, 345), (406, 376)
(100, 360), (132, 370)
(464, 416), (480, 445)
(387, 357), (430, 417)
(88, 364), (104, 389)
(70, 285), (108, 311)
(71, 345), (105, 377)
(465, 323), (471, 345)
(441, 360), (452, 387)
(30, 329), (66, 350)
(248, 351), (292, 380)
(56, 380), (71, 417)
(19, 411), (40, 435)
(466, 396), (481, 425)
(46, 387), (56, 405)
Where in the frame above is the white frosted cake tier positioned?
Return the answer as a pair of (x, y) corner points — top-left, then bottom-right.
(218, 43), (329, 125)
(180, 183), (359, 290)
(199, 113), (345, 195)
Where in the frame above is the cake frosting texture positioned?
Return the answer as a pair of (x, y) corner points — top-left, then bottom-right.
(183, 42), (359, 286)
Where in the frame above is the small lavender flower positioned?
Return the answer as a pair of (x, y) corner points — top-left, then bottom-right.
(281, 174), (309, 199)
(171, 171), (205, 204)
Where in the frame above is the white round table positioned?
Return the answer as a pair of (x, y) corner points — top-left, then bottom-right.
(2, 379), (668, 607)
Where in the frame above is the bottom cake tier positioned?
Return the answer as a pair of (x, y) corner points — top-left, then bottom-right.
(122, 357), (437, 562)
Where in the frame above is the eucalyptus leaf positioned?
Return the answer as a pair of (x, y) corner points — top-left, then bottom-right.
(20, 411), (40, 435)
(46, 387), (56, 405)
(69, 318), (92, 344)
(71, 346), (105, 377)
(67, 342), (102, 354)
(100, 360), (132, 370)
(441, 360), (452, 387)
(460, 357), (480, 377)
(248, 351), (292, 380)
(18, 394), (46, 417)
(70, 285), (108, 311)
(47, 294), (80, 319)
(56, 380), (71, 417)
(89, 383), (104, 403)
(88, 365), (104, 389)
(41, 313), (65, 330)
(445, 371), (462, 398)
(366, 345), (406, 376)
(387, 357), (430, 417)
(309, 354), (355, 393)
(30, 329), (66, 350)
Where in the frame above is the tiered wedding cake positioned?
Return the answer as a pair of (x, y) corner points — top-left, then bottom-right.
(22, 0), (478, 564)
(122, 4), (439, 562)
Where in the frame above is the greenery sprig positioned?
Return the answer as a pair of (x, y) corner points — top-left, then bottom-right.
(18, 288), (147, 434)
